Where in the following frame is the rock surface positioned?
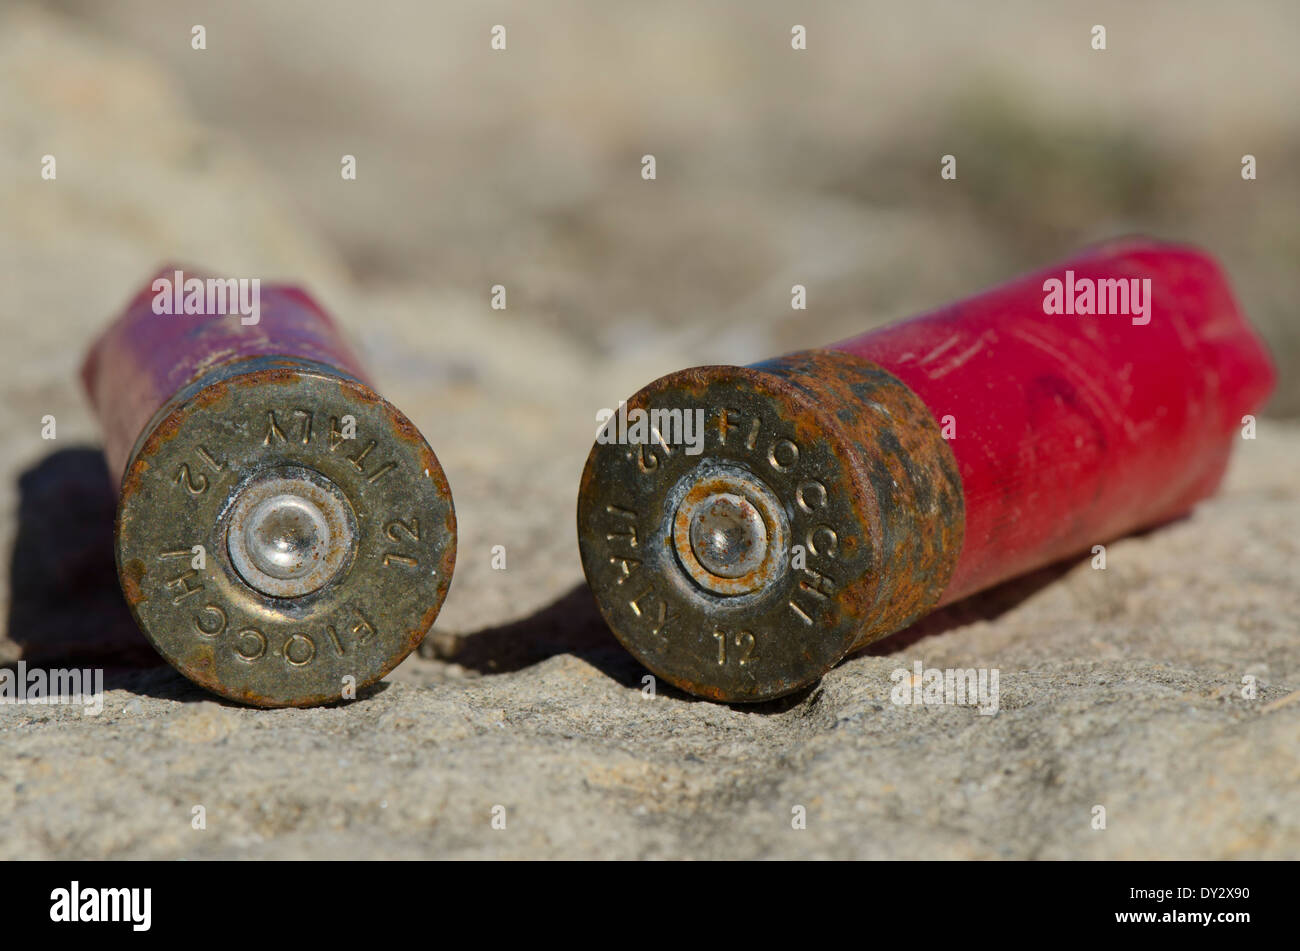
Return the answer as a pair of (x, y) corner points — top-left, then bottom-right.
(0, 3), (1296, 859)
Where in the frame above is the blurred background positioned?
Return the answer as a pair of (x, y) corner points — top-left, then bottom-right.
(2, 0), (1297, 654)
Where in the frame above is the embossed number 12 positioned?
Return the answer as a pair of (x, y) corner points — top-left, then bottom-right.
(712, 628), (756, 666)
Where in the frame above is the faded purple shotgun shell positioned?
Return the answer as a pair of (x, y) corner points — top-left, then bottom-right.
(82, 267), (456, 707)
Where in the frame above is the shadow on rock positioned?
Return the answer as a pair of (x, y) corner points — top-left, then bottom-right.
(860, 558), (1082, 656)
(6, 447), (157, 666)
(425, 582), (650, 690)
(423, 529), (1176, 708)
(430, 583), (825, 710)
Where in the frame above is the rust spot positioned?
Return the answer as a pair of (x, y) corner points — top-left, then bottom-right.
(121, 558), (148, 607)
(756, 349), (965, 651)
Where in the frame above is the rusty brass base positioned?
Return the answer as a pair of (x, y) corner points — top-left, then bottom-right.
(577, 351), (963, 702)
(116, 357), (456, 707)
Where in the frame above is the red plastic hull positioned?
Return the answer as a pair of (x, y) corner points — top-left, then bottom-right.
(830, 239), (1276, 603)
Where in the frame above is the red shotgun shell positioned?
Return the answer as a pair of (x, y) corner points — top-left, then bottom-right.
(82, 268), (456, 707)
(577, 239), (1275, 702)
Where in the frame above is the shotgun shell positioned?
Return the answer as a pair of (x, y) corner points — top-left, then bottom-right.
(577, 239), (1276, 702)
(82, 268), (456, 707)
